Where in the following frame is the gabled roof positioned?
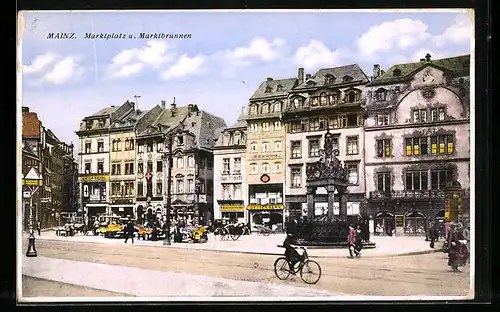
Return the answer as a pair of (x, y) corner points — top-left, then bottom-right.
(22, 141), (38, 158)
(294, 64), (369, 89)
(183, 109), (227, 150)
(370, 54), (470, 85)
(250, 78), (298, 100)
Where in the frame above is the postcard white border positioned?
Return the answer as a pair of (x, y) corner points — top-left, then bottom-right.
(17, 8), (476, 303)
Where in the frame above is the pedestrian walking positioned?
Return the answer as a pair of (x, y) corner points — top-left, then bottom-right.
(124, 218), (135, 244)
(448, 223), (468, 272)
(36, 220), (41, 236)
(347, 224), (358, 258)
(429, 223), (439, 248)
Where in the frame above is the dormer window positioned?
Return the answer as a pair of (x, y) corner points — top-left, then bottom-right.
(276, 84), (283, 91)
(86, 121), (92, 130)
(306, 80), (316, 87)
(98, 119), (105, 128)
(328, 93), (339, 105)
(393, 68), (402, 77)
(343, 75), (353, 82)
(265, 86), (272, 93)
(177, 135), (184, 146)
(261, 103), (269, 114)
(293, 98), (301, 109)
(375, 88), (387, 101)
(273, 102), (281, 112)
(325, 74), (335, 84)
(249, 104), (258, 115)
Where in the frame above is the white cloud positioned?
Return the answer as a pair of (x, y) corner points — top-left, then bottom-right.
(226, 37), (286, 63)
(23, 52), (57, 74)
(433, 15), (472, 47)
(42, 56), (83, 85)
(357, 19), (431, 56)
(112, 63), (144, 78)
(161, 54), (205, 80)
(108, 40), (176, 78)
(295, 40), (345, 69)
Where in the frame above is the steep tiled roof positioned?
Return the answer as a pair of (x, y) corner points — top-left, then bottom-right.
(22, 140), (38, 158)
(294, 64), (369, 89)
(22, 112), (41, 138)
(90, 106), (119, 117)
(183, 109), (227, 150)
(250, 78), (298, 100)
(370, 54), (470, 85)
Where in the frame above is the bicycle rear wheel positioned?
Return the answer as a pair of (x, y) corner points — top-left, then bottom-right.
(300, 260), (321, 284)
(274, 257), (291, 280)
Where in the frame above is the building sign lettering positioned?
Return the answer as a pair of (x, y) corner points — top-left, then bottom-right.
(247, 204), (284, 210)
(22, 179), (43, 186)
(249, 153), (281, 161)
(79, 174), (109, 182)
(220, 205), (245, 211)
(221, 174), (242, 182)
(395, 215), (404, 228)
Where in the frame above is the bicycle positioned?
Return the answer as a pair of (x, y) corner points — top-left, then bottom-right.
(274, 246), (322, 284)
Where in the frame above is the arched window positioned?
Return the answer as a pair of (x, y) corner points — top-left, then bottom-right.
(249, 104), (258, 115)
(265, 86), (272, 93)
(320, 93), (327, 106)
(274, 102), (281, 112)
(325, 74), (335, 84)
(328, 93), (339, 105)
(375, 88), (387, 101)
(293, 98), (300, 109)
(311, 97), (319, 107)
(262, 103), (270, 114)
(276, 84), (283, 91)
(261, 163), (270, 174)
(347, 91), (357, 103)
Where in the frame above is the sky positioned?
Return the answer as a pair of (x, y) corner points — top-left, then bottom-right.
(19, 10), (473, 154)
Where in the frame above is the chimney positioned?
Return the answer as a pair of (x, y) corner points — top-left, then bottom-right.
(22, 106), (29, 113)
(420, 58), (426, 62)
(161, 100), (166, 109)
(298, 68), (304, 84)
(131, 101), (135, 111)
(373, 64), (381, 78)
(425, 53), (432, 62)
(306, 74), (311, 80)
(267, 77), (273, 82)
(171, 97), (177, 116)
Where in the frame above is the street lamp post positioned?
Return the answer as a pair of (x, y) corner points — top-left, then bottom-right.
(163, 133), (174, 245)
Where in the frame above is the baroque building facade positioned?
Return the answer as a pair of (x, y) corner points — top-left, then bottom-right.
(283, 66), (369, 219)
(134, 101), (226, 225)
(108, 101), (146, 219)
(364, 54), (470, 236)
(213, 112), (248, 223)
(245, 77), (291, 230)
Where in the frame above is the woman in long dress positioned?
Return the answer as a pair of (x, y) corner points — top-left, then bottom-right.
(448, 223), (469, 272)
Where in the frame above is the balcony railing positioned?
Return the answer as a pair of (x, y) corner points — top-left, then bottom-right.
(369, 190), (445, 200)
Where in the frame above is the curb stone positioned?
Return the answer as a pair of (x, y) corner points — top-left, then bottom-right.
(26, 237), (439, 259)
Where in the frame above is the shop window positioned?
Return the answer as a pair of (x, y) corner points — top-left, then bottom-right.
(309, 139), (320, 157)
(376, 172), (392, 192)
(346, 136), (359, 155)
(376, 139), (391, 157)
(291, 141), (302, 158)
(291, 168), (302, 187)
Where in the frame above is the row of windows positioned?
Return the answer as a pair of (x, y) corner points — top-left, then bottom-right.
(290, 136), (359, 158)
(84, 141), (105, 153)
(249, 121), (282, 132)
(110, 181), (135, 196)
(249, 102), (282, 115)
(111, 139), (135, 152)
(249, 162), (283, 175)
(412, 107), (446, 123)
(221, 184), (242, 200)
(291, 90), (361, 109)
(290, 163), (359, 188)
(136, 179), (207, 197)
(85, 118), (106, 130)
(249, 141), (283, 153)
(288, 114), (360, 133)
(376, 169), (453, 192)
(375, 135), (455, 158)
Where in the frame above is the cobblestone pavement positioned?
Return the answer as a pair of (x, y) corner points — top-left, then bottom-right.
(20, 239), (472, 299)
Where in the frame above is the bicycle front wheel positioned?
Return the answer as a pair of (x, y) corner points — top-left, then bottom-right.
(300, 260), (322, 284)
(274, 257), (291, 280)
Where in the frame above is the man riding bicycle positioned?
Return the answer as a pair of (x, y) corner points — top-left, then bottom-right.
(283, 234), (303, 269)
